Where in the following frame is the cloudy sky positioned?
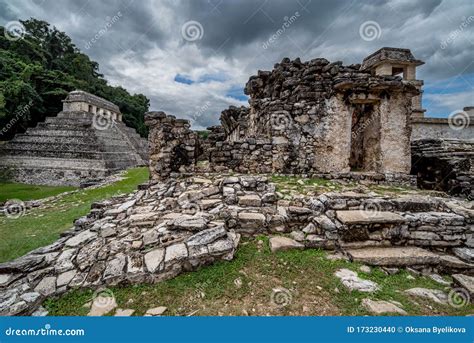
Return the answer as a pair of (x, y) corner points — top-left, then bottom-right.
(1, 0), (473, 129)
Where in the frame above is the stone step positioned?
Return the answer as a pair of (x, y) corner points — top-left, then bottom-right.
(0, 156), (107, 170)
(438, 255), (474, 275)
(44, 117), (93, 126)
(0, 149), (130, 160)
(346, 246), (440, 266)
(12, 134), (99, 145)
(336, 210), (405, 225)
(13, 131), (126, 142)
(2, 166), (110, 187)
(5, 140), (134, 152)
(27, 127), (98, 136)
(452, 274), (474, 300)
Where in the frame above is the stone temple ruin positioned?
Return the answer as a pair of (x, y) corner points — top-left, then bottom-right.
(0, 48), (473, 316)
(147, 48), (472, 198)
(0, 90), (148, 187)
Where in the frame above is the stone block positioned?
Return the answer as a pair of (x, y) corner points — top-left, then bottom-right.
(346, 247), (439, 266)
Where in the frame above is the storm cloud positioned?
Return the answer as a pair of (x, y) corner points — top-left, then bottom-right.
(1, 0), (473, 128)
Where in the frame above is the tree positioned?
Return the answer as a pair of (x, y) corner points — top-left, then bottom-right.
(0, 18), (149, 140)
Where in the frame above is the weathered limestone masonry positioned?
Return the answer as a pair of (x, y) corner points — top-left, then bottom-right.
(0, 91), (148, 186)
(411, 107), (474, 141)
(145, 111), (198, 181)
(411, 139), (473, 198)
(1, 175), (473, 315)
(208, 48), (419, 180)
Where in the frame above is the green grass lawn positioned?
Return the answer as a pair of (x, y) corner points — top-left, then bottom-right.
(0, 183), (76, 203)
(45, 237), (473, 316)
(0, 167), (149, 263)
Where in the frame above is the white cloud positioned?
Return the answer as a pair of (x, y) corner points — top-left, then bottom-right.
(1, 0), (473, 126)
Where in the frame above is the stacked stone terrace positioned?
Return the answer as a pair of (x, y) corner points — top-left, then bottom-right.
(0, 91), (148, 186)
(1, 174), (473, 315)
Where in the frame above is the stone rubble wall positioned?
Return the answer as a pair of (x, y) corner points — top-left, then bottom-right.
(145, 56), (419, 180)
(312, 192), (473, 250)
(1, 175), (472, 316)
(209, 57), (418, 175)
(411, 139), (473, 199)
(209, 138), (273, 173)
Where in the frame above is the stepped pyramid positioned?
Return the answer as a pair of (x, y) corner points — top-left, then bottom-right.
(0, 90), (148, 186)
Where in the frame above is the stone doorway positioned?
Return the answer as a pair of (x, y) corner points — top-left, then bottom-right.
(171, 143), (194, 173)
(349, 104), (381, 172)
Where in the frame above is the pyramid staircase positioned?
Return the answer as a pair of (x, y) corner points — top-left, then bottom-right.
(0, 111), (147, 186)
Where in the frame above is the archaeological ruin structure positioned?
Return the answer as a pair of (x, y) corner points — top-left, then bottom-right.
(144, 48), (472, 198)
(0, 90), (148, 187)
(0, 47), (473, 316)
(148, 48), (424, 182)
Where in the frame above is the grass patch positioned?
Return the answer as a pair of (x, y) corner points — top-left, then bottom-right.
(0, 167), (149, 263)
(0, 183), (76, 203)
(45, 238), (473, 316)
(271, 175), (346, 194)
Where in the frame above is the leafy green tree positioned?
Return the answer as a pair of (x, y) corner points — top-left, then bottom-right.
(0, 18), (149, 140)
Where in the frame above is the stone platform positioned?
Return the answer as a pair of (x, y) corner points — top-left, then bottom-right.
(0, 175), (473, 315)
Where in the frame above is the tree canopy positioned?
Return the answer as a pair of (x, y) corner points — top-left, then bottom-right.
(0, 18), (150, 140)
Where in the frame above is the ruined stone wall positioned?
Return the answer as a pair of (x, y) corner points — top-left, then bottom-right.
(145, 56), (418, 181)
(209, 138), (273, 173)
(209, 57), (418, 176)
(378, 92), (413, 173)
(411, 117), (474, 141)
(145, 112), (197, 180)
(411, 139), (473, 198)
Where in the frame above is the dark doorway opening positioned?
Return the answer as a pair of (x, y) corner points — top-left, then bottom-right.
(349, 104), (381, 172)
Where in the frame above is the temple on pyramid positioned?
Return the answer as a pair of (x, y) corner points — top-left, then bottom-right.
(0, 90), (148, 186)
